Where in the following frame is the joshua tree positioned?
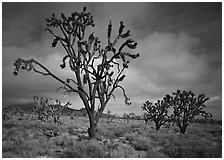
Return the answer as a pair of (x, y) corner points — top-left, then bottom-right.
(106, 109), (116, 123)
(122, 112), (135, 123)
(142, 113), (150, 125)
(166, 90), (212, 134)
(141, 98), (171, 130)
(13, 7), (139, 138)
(129, 112), (136, 121)
(70, 111), (76, 120)
(33, 96), (71, 125)
(122, 113), (129, 123)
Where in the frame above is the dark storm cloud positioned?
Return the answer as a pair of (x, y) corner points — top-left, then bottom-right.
(2, 2), (222, 119)
(3, 3), (45, 46)
(2, 2), (87, 47)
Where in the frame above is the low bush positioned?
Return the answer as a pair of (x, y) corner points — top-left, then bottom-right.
(62, 139), (104, 158)
(132, 137), (152, 151)
(161, 134), (221, 158)
(67, 127), (79, 135)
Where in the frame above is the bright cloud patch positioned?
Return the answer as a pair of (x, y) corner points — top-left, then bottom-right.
(134, 32), (209, 90)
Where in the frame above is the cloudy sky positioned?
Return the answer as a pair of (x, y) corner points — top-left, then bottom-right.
(2, 2), (222, 119)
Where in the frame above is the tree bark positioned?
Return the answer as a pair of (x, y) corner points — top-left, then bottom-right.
(87, 113), (97, 139)
(155, 121), (160, 130)
(180, 126), (187, 134)
(181, 120), (187, 134)
(177, 119), (187, 134)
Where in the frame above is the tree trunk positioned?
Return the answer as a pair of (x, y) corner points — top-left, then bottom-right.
(180, 120), (187, 134)
(88, 114), (97, 139)
(155, 121), (160, 130)
(180, 126), (187, 134)
(177, 119), (187, 134)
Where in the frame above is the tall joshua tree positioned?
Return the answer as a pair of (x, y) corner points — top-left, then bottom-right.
(13, 7), (139, 138)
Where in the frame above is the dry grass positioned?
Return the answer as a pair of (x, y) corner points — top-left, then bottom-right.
(2, 114), (222, 158)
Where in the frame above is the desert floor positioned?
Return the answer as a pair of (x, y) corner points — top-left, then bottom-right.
(2, 114), (222, 158)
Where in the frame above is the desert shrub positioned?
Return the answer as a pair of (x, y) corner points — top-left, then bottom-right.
(97, 124), (131, 139)
(6, 128), (19, 138)
(108, 142), (139, 158)
(132, 137), (152, 151)
(3, 121), (19, 129)
(2, 141), (20, 157)
(85, 140), (104, 157)
(160, 133), (222, 158)
(162, 143), (179, 157)
(2, 152), (17, 158)
(130, 124), (142, 133)
(62, 138), (139, 158)
(124, 133), (167, 157)
(3, 112), (10, 120)
(52, 136), (68, 147)
(2, 130), (49, 158)
(125, 133), (135, 143)
(62, 139), (104, 158)
(177, 140), (221, 158)
(19, 120), (39, 130)
(114, 127), (129, 138)
(125, 134), (148, 150)
(67, 127), (79, 135)
(146, 149), (168, 158)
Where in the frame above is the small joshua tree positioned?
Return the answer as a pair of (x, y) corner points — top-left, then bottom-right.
(122, 112), (135, 123)
(106, 110), (116, 123)
(13, 7), (139, 138)
(33, 97), (50, 121)
(33, 96), (71, 125)
(142, 112), (150, 125)
(70, 111), (76, 120)
(129, 112), (136, 121)
(122, 113), (129, 123)
(166, 90), (212, 134)
(141, 98), (170, 131)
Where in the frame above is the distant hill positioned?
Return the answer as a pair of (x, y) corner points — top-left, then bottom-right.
(3, 103), (78, 115)
(3, 103), (36, 113)
(2, 103), (110, 118)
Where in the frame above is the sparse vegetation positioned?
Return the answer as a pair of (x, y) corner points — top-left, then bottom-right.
(122, 112), (137, 123)
(33, 96), (71, 125)
(7, 6), (220, 158)
(2, 113), (221, 158)
(106, 110), (116, 123)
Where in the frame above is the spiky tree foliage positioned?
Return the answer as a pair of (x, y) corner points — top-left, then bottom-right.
(13, 7), (139, 138)
(141, 98), (170, 130)
(166, 90), (212, 134)
(33, 97), (50, 121)
(33, 96), (71, 125)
